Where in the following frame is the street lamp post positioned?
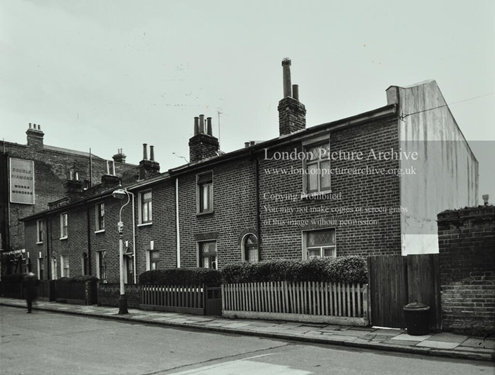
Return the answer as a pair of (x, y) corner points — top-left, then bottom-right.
(112, 188), (132, 315)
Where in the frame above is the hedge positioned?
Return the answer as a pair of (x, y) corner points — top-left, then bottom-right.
(139, 268), (222, 286)
(222, 256), (368, 284)
(56, 275), (99, 283)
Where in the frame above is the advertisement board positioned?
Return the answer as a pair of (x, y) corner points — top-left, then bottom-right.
(10, 158), (35, 204)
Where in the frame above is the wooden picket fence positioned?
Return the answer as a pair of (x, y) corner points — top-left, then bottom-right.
(222, 281), (369, 326)
(140, 285), (222, 315)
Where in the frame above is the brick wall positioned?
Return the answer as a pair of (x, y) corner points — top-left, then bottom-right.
(132, 179), (177, 276)
(259, 116), (402, 259)
(438, 206), (495, 336)
(177, 157), (258, 269)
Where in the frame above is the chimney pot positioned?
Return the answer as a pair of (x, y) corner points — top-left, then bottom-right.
(150, 145), (155, 161)
(194, 117), (199, 135)
(292, 84), (299, 101)
(29, 123), (32, 129)
(143, 143), (148, 160)
(199, 114), (205, 134)
(207, 117), (212, 136)
(244, 142), (250, 148)
(282, 58), (292, 98)
(38, 124), (41, 130)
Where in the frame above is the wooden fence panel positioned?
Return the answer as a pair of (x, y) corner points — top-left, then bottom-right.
(407, 254), (441, 330)
(368, 256), (408, 329)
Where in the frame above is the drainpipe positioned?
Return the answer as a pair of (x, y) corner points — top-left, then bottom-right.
(86, 206), (92, 275)
(46, 214), (51, 280)
(175, 178), (181, 268)
(256, 159), (261, 259)
(253, 151), (262, 259)
(131, 192), (136, 284)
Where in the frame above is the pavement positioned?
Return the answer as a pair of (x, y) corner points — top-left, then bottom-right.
(1, 297), (494, 363)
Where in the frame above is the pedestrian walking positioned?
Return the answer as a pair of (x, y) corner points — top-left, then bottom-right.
(22, 272), (40, 313)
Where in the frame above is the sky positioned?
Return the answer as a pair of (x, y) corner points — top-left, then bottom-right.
(1, 0), (494, 200)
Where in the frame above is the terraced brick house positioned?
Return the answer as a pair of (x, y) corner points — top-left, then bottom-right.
(20, 59), (478, 283)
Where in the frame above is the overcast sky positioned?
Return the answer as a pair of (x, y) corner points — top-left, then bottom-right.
(1, 0), (494, 199)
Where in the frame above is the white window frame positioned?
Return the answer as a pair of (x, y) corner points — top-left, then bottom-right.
(196, 171), (214, 214)
(302, 228), (337, 260)
(36, 219), (44, 244)
(241, 233), (259, 263)
(60, 213), (68, 239)
(138, 190), (153, 226)
(198, 240), (217, 269)
(96, 250), (107, 282)
(95, 202), (105, 232)
(146, 250), (159, 271)
(60, 255), (70, 277)
(51, 258), (58, 280)
(301, 135), (331, 196)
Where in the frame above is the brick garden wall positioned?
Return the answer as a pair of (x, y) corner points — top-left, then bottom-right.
(438, 206), (495, 336)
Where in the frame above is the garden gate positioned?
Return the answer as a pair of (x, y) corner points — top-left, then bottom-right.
(368, 254), (441, 330)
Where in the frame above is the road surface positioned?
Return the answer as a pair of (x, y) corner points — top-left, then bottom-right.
(0, 306), (492, 375)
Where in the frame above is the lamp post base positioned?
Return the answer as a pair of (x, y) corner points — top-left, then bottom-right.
(118, 295), (128, 315)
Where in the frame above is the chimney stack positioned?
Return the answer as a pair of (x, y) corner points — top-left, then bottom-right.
(26, 123), (45, 149)
(278, 58), (306, 136)
(139, 144), (160, 180)
(112, 148), (127, 164)
(189, 114), (219, 163)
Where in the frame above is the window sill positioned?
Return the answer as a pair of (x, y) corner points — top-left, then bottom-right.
(196, 210), (215, 217)
(36, 241), (43, 245)
(59, 237), (68, 241)
(300, 190), (332, 200)
(138, 222), (153, 228)
(94, 229), (105, 234)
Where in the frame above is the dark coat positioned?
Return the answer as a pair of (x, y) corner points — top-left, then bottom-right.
(22, 275), (40, 301)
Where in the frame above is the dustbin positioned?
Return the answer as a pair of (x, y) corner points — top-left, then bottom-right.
(403, 302), (430, 336)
